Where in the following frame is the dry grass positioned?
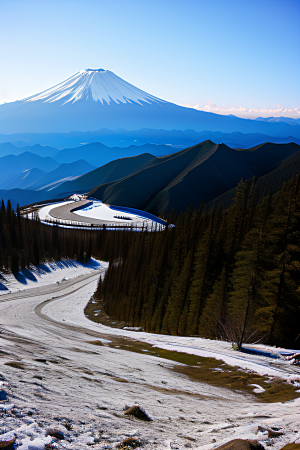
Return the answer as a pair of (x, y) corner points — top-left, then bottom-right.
(88, 339), (300, 403)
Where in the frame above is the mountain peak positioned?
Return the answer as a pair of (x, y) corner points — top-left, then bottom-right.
(81, 68), (107, 73)
(23, 69), (166, 107)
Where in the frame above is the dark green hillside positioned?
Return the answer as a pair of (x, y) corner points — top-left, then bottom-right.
(92, 174), (300, 349)
(89, 141), (300, 215)
(92, 141), (219, 210)
(52, 152), (156, 198)
(2, 141), (299, 213)
(205, 147), (300, 212)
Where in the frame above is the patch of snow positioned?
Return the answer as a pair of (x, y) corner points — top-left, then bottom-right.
(73, 200), (149, 224)
(36, 176), (80, 191)
(249, 384), (266, 394)
(0, 402), (14, 410)
(19, 436), (52, 450)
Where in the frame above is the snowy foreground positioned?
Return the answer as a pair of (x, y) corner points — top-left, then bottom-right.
(0, 260), (300, 449)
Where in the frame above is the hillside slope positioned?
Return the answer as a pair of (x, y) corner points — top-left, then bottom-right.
(27, 159), (96, 191)
(0, 152), (59, 184)
(51, 153), (156, 198)
(0, 168), (47, 190)
(204, 147), (300, 212)
(89, 141), (300, 215)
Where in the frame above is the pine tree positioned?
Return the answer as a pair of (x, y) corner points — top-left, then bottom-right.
(185, 215), (214, 335)
(198, 267), (229, 339)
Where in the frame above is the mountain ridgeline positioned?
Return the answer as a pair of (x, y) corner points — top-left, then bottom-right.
(88, 141), (300, 215)
(92, 174), (300, 349)
(1, 140), (300, 213)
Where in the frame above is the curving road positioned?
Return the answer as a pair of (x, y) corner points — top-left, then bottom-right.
(0, 270), (300, 449)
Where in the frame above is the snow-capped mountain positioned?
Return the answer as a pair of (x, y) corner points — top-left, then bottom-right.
(0, 68), (300, 138)
(24, 69), (166, 106)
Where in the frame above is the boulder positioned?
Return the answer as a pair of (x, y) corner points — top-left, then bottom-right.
(0, 433), (15, 449)
(117, 437), (142, 448)
(46, 428), (65, 440)
(124, 405), (152, 421)
(215, 439), (265, 449)
(255, 425), (284, 439)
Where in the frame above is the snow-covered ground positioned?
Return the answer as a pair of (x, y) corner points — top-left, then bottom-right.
(35, 198), (165, 229)
(1, 262), (300, 449)
(0, 258), (102, 295)
(43, 287), (300, 381)
(74, 200), (154, 226)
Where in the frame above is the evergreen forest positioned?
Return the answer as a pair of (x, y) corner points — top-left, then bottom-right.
(0, 199), (134, 274)
(94, 175), (300, 349)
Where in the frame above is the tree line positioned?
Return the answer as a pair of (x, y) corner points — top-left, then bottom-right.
(95, 175), (300, 349)
(0, 200), (136, 274)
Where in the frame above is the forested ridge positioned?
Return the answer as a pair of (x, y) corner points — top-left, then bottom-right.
(95, 175), (300, 349)
(0, 199), (134, 274)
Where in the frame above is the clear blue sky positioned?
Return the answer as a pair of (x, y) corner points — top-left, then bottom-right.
(0, 0), (299, 116)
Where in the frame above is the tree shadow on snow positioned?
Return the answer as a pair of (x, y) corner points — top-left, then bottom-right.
(0, 282), (8, 291)
(21, 268), (37, 282)
(37, 264), (51, 274)
(14, 268), (38, 284)
(81, 258), (102, 269)
(13, 272), (28, 285)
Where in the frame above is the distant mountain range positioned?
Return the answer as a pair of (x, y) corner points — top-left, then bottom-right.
(1, 68), (300, 139)
(255, 116), (300, 126)
(25, 160), (95, 191)
(0, 142), (59, 158)
(1, 129), (299, 152)
(1, 141), (300, 215)
(0, 152), (95, 192)
(53, 143), (177, 167)
(0, 152), (60, 185)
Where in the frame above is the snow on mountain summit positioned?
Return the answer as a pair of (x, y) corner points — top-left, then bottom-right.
(23, 69), (166, 106)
